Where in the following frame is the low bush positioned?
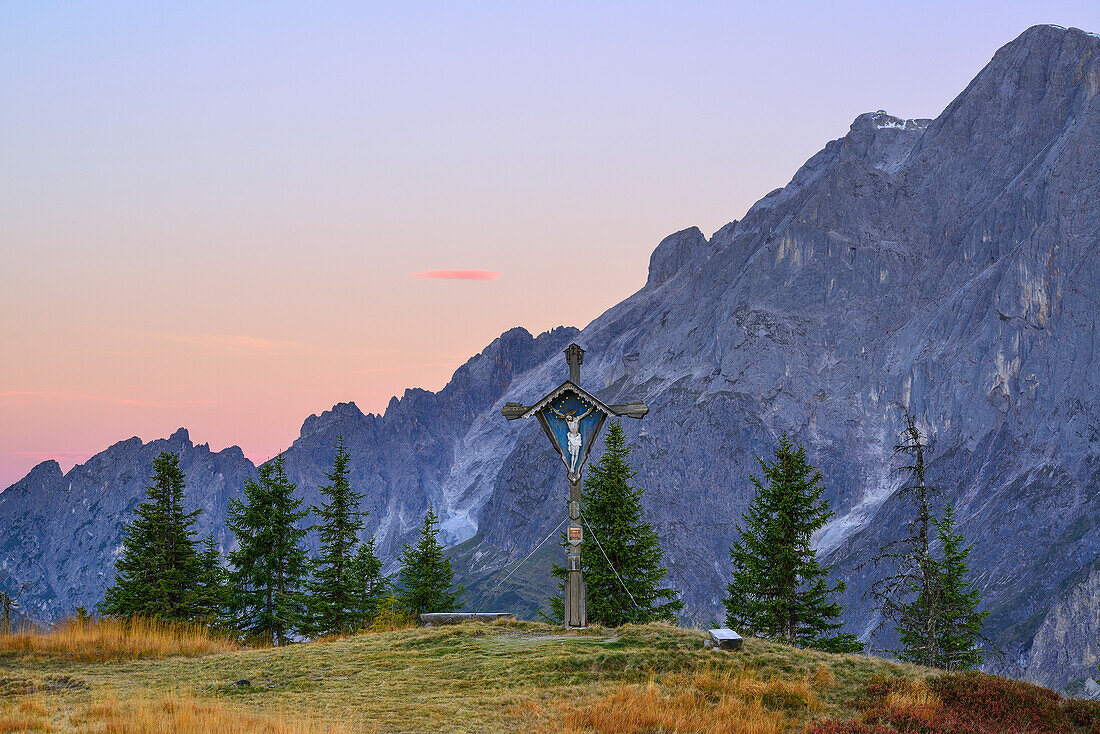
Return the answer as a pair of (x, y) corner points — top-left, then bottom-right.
(810, 671), (1099, 734)
(806, 723), (896, 734)
(367, 596), (415, 633)
(1064, 698), (1100, 734)
(929, 671), (1070, 733)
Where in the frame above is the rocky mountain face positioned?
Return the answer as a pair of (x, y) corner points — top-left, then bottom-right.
(0, 430), (255, 620)
(2, 24), (1097, 692)
(275, 325), (579, 563)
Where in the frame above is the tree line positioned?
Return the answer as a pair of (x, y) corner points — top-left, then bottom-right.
(97, 413), (988, 670)
(99, 437), (461, 644)
(723, 418), (988, 669)
(546, 416), (987, 670)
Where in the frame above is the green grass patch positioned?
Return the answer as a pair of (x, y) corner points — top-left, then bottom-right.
(1, 620), (1075, 733)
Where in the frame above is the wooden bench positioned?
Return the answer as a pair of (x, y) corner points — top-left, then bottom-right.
(705, 628), (744, 650)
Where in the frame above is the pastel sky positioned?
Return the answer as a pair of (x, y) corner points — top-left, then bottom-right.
(4, 1), (1100, 488)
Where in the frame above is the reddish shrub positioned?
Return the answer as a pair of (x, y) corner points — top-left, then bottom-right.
(810, 672), (1098, 734)
(928, 672), (1072, 734)
(1063, 698), (1100, 734)
(818, 671), (1100, 734)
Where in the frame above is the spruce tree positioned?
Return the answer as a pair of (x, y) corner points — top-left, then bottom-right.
(351, 534), (388, 627)
(897, 502), (988, 669)
(306, 437), (367, 636)
(100, 452), (203, 620)
(723, 434), (859, 651)
(395, 505), (462, 617)
(192, 535), (229, 625)
(866, 413), (937, 661)
(226, 455), (309, 645)
(548, 421), (682, 627)
(866, 412), (990, 668)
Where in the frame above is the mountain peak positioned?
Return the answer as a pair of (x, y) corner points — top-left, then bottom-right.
(25, 459), (62, 484)
(1020, 24), (1100, 42)
(855, 111), (931, 132)
(989, 23), (1100, 79)
(299, 401), (366, 439)
(646, 227), (709, 288)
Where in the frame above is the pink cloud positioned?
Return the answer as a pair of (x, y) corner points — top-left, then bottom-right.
(409, 270), (500, 280)
(163, 333), (325, 356)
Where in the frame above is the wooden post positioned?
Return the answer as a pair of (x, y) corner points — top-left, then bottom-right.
(564, 344), (584, 384)
(566, 478), (586, 628)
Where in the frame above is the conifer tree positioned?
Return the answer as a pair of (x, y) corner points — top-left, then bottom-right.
(192, 534), (229, 624)
(723, 434), (859, 651)
(306, 437), (367, 636)
(395, 505), (463, 617)
(100, 452), (203, 620)
(866, 413), (937, 661)
(351, 534), (388, 627)
(933, 504), (989, 669)
(897, 503), (989, 669)
(226, 455), (309, 645)
(866, 412), (991, 668)
(549, 421), (682, 627)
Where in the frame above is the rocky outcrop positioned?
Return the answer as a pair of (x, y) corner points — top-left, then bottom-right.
(1021, 567), (1100, 689)
(646, 226), (710, 288)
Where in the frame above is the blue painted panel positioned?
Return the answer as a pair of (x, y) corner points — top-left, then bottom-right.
(538, 390), (604, 475)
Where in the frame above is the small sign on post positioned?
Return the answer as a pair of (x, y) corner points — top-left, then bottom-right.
(568, 525), (583, 545)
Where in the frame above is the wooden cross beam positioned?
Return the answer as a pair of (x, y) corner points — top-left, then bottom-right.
(502, 400), (648, 420)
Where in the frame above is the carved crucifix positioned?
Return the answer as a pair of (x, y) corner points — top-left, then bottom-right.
(502, 343), (648, 628)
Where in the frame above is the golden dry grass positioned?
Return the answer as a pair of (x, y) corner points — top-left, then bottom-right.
(0, 620), (926, 733)
(882, 677), (941, 723)
(0, 618), (239, 662)
(0, 697), (52, 733)
(548, 666), (826, 734)
(812, 665), (837, 689)
(556, 680), (789, 734)
(0, 691), (348, 734)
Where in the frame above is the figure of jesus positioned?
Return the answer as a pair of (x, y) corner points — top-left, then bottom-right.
(550, 403), (595, 473)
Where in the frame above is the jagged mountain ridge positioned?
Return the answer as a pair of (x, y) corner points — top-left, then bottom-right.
(0, 429), (255, 621)
(2, 25), (1098, 691)
(0, 325), (577, 619)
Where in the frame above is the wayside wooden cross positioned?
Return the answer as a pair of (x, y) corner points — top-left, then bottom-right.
(501, 343), (648, 628)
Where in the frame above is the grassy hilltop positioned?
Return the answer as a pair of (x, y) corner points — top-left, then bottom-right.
(1, 618), (1097, 733)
